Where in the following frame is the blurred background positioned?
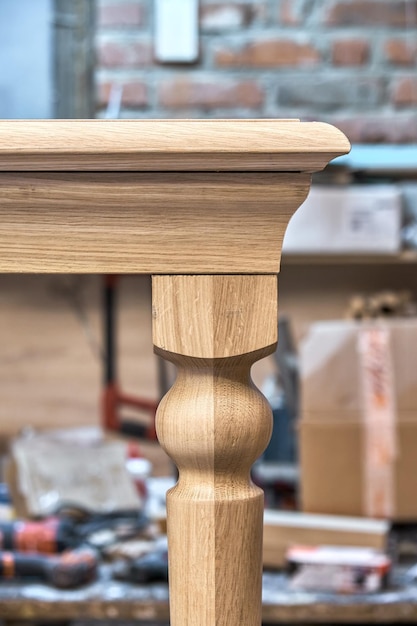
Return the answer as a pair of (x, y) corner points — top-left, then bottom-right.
(2, 1), (417, 624)
(2, 0), (416, 131)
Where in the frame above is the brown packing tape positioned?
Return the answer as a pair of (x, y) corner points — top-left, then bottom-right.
(358, 326), (397, 518)
(301, 320), (417, 417)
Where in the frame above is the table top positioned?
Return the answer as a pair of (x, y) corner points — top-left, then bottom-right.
(0, 119), (349, 172)
(0, 119), (350, 275)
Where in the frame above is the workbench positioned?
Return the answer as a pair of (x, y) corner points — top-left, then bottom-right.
(2, 568), (417, 625)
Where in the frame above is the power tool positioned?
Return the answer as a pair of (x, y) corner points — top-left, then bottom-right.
(0, 547), (98, 588)
(113, 548), (168, 584)
(0, 517), (77, 554)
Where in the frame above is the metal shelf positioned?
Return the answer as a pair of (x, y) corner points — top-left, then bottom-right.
(281, 251), (417, 265)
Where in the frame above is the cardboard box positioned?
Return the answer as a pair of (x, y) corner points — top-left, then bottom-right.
(283, 185), (401, 253)
(300, 419), (417, 520)
(301, 320), (417, 419)
(300, 320), (417, 520)
(263, 510), (388, 569)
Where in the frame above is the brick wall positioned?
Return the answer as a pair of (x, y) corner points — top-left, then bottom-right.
(95, 0), (417, 143)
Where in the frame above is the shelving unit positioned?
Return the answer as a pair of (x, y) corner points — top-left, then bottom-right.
(282, 251), (417, 265)
(276, 145), (417, 340)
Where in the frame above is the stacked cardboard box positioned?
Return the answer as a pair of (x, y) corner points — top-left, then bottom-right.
(283, 185), (401, 254)
(300, 320), (417, 520)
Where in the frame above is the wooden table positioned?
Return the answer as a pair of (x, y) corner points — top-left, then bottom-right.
(0, 119), (349, 626)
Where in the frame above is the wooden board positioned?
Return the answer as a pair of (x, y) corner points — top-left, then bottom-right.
(0, 172), (310, 274)
(263, 510), (388, 568)
(0, 120), (350, 172)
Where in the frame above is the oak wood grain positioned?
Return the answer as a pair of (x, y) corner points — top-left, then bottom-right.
(0, 119), (350, 172)
(153, 275), (277, 626)
(152, 275), (278, 357)
(0, 118), (351, 625)
(0, 172), (310, 274)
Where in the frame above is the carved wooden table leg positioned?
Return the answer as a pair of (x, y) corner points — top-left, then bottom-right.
(152, 274), (277, 625)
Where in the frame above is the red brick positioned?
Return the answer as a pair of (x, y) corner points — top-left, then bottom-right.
(384, 39), (416, 66)
(326, 1), (417, 27)
(215, 39), (320, 68)
(158, 79), (263, 110)
(393, 77), (417, 106)
(277, 76), (382, 110)
(200, 3), (253, 31)
(279, 0), (301, 25)
(98, 81), (148, 107)
(332, 39), (370, 66)
(333, 115), (417, 143)
(97, 39), (152, 67)
(97, 2), (146, 28)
